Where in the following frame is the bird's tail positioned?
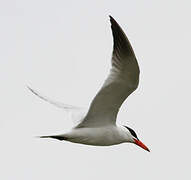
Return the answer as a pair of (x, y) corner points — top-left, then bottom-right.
(35, 135), (51, 139)
(37, 135), (68, 141)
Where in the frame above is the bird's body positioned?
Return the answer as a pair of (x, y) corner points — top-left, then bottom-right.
(41, 125), (130, 146)
(29, 16), (150, 152)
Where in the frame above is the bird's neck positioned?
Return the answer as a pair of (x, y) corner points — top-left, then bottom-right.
(117, 125), (133, 142)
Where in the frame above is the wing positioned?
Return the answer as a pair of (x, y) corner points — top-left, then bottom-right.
(28, 87), (87, 125)
(77, 16), (140, 128)
(27, 86), (83, 110)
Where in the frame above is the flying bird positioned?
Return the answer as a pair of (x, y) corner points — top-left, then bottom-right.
(29, 16), (150, 152)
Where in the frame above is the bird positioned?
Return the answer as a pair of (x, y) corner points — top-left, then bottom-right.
(28, 16), (150, 152)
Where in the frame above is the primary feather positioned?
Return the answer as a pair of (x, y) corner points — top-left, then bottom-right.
(77, 16), (140, 128)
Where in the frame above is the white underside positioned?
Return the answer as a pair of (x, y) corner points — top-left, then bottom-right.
(28, 17), (140, 147)
(61, 125), (131, 146)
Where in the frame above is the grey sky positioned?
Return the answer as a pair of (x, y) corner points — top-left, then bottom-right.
(1, 0), (190, 179)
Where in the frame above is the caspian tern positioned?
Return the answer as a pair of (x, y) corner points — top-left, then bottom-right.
(28, 16), (150, 152)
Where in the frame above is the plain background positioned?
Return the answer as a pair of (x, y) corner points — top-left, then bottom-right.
(1, 0), (191, 179)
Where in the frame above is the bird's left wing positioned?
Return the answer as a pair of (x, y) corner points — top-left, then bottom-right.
(76, 16), (140, 128)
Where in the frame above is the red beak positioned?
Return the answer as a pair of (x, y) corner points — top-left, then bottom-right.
(134, 139), (150, 152)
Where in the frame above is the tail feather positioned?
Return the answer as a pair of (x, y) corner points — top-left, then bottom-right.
(39, 135), (67, 141)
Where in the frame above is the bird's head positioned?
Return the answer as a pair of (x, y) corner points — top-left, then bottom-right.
(124, 126), (150, 152)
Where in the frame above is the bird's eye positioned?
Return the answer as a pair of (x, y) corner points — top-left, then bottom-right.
(124, 126), (138, 139)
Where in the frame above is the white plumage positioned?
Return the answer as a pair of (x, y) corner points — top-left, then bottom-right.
(29, 16), (149, 152)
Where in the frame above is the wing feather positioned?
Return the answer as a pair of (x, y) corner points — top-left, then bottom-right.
(28, 87), (87, 125)
(27, 86), (82, 110)
(77, 16), (140, 128)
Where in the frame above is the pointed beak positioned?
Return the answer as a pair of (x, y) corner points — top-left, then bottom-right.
(134, 139), (150, 152)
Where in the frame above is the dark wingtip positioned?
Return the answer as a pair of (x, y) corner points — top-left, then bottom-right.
(27, 85), (34, 93)
(26, 85), (31, 90)
(109, 15), (116, 24)
(109, 15), (136, 59)
(27, 86), (38, 96)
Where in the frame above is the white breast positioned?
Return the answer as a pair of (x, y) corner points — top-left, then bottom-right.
(64, 125), (128, 146)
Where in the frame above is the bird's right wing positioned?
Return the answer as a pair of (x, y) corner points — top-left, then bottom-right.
(28, 87), (82, 110)
(28, 87), (87, 125)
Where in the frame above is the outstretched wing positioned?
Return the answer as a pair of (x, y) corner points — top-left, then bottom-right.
(28, 86), (82, 110)
(77, 16), (140, 128)
(28, 87), (87, 125)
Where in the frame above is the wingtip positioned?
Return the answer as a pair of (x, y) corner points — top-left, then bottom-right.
(27, 86), (39, 96)
(26, 85), (33, 92)
(109, 15), (115, 23)
(109, 15), (112, 19)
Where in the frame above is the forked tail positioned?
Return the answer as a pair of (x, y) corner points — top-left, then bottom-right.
(39, 135), (68, 141)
